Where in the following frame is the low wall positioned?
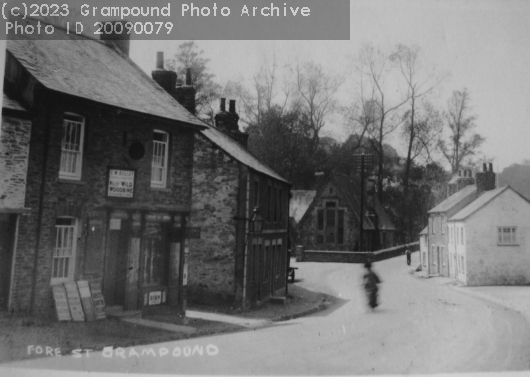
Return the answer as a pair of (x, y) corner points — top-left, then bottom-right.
(299, 242), (420, 264)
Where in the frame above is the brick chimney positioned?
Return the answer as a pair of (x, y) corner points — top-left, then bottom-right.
(447, 168), (475, 197)
(214, 98), (248, 148)
(173, 67), (196, 115)
(100, 21), (130, 56)
(151, 52), (177, 94)
(457, 169), (474, 191)
(476, 162), (495, 194)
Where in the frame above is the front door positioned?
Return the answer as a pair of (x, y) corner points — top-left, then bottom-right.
(0, 214), (16, 309)
(104, 218), (129, 307)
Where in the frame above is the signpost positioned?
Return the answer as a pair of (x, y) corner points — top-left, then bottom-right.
(353, 153), (373, 251)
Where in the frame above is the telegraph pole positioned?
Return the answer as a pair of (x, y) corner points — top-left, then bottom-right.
(353, 153), (373, 251)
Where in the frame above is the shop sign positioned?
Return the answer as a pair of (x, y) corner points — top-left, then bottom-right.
(107, 168), (136, 199)
(148, 291), (162, 305)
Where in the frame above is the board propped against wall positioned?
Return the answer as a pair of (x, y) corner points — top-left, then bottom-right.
(77, 280), (96, 322)
(64, 282), (85, 322)
(90, 282), (106, 320)
(52, 284), (72, 321)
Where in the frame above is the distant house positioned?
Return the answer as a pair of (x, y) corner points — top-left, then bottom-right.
(294, 172), (395, 251)
(426, 169), (477, 276)
(448, 180), (530, 286)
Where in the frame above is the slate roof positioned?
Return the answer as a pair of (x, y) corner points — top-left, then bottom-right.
(306, 172), (395, 231)
(199, 125), (289, 183)
(448, 186), (518, 221)
(3, 93), (27, 112)
(6, 21), (205, 129)
(290, 190), (317, 223)
(428, 184), (477, 213)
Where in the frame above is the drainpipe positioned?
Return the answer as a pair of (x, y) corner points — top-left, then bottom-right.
(241, 173), (250, 310)
(30, 101), (53, 315)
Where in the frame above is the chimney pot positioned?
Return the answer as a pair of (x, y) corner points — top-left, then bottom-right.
(489, 162), (493, 172)
(156, 52), (164, 70)
(483, 163), (487, 172)
(458, 169), (462, 177)
(220, 98), (226, 112)
(185, 68), (192, 86)
(229, 100), (236, 113)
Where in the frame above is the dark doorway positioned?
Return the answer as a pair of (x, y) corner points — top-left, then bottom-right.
(104, 225), (129, 307)
(0, 214), (17, 310)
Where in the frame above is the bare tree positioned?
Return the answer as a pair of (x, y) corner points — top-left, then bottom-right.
(437, 88), (485, 173)
(390, 44), (447, 189)
(353, 44), (409, 201)
(292, 60), (341, 156)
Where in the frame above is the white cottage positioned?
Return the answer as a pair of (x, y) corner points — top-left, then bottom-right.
(448, 185), (530, 286)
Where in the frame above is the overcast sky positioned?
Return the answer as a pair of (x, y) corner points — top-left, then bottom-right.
(130, 0), (530, 172)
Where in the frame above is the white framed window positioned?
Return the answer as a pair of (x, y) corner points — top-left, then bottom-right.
(461, 228), (464, 245)
(441, 216), (446, 234)
(498, 227), (517, 245)
(151, 130), (169, 188)
(51, 217), (77, 284)
(59, 113), (85, 180)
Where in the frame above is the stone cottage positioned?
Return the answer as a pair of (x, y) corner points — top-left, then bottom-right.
(447, 164), (530, 285)
(4, 20), (206, 316)
(150, 53), (292, 308)
(0, 90), (32, 310)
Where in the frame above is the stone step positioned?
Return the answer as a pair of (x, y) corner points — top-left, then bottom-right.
(106, 305), (142, 319)
(270, 296), (287, 305)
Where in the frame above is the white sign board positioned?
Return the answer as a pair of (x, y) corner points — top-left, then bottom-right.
(148, 291), (162, 305)
(108, 169), (135, 198)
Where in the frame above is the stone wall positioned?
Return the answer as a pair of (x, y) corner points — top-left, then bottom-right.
(11, 92), (195, 315)
(300, 242), (419, 264)
(0, 115), (31, 209)
(188, 134), (240, 304)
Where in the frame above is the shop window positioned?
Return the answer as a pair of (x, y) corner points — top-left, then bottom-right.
(59, 113), (85, 180)
(264, 240), (270, 282)
(498, 227), (517, 245)
(143, 231), (166, 286)
(52, 217), (77, 284)
(275, 239), (282, 278)
(151, 130), (169, 188)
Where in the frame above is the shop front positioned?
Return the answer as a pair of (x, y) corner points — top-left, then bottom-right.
(103, 209), (189, 312)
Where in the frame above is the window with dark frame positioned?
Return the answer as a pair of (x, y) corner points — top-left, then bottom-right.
(316, 202), (345, 245)
(151, 130), (169, 188)
(498, 227), (517, 245)
(59, 113), (85, 180)
(278, 189), (283, 222)
(52, 217), (77, 284)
